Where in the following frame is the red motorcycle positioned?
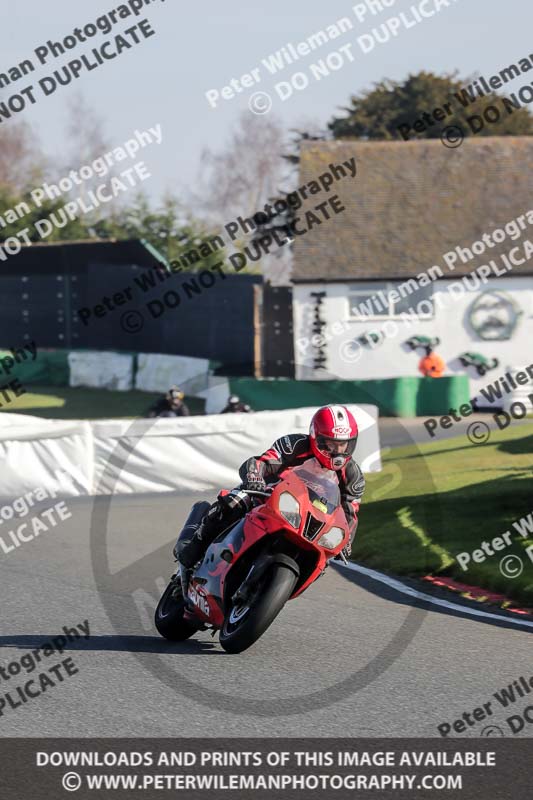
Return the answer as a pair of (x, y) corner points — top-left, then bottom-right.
(155, 458), (351, 653)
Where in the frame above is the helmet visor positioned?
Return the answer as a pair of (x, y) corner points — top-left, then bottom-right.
(316, 435), (357, 459)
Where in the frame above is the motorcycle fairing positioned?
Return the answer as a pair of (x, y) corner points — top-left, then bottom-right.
(186, 459), (351, 627)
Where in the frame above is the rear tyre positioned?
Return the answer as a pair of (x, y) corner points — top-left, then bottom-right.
(155, 575), (198, 641)
(219, 564), (297, 654)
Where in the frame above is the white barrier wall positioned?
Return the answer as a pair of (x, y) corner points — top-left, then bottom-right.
(135, 353), (210, 395)
(0, 406), (381, 498)
(66, 352), (211, 395)
(68, 351), (134, 391)
(197, 376), (231, 414)
(0, 417), (93, 498)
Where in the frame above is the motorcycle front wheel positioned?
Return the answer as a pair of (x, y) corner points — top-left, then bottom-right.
(219, 563), (297, 654)
(154, 575), (199, 641)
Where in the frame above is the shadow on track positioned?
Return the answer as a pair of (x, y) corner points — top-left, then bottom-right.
(334, 564), (533, 635)
(0, 634), (223, 655)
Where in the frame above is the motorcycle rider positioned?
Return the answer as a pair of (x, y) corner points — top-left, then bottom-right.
(221, 395), (252, 414)
(176, 405), (364, 574)
(147, 386), (190, 418)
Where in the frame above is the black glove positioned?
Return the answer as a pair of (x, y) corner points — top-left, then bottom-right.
(242, 470), (267, 492)
(218, 489), (252, 514)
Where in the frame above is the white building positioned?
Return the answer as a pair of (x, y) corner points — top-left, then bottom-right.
(292, 138), (533, 406)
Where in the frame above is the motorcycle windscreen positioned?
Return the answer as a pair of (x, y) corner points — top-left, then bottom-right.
(290, 459), (341, 514)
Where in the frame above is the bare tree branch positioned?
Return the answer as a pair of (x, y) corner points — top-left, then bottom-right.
(192, 111), (290, 224)
(0, 122), (46, 193)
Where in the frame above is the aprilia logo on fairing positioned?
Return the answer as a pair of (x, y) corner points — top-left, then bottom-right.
(188, 585), (209, 615)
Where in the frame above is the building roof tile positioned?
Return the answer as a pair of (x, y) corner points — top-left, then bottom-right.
(293, 137), (533, 282)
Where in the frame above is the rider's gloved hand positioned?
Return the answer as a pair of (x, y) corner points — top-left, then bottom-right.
(242, 470), (267, 493)
(218, 488), (253, 514)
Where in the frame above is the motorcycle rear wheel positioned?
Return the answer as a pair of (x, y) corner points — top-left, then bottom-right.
(154, 575), (199, 641)
(219, 564), (297, 653)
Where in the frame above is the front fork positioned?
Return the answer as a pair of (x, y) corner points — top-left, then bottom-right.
(231, 553), (300, 606)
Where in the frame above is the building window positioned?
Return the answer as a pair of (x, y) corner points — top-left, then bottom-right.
(348, 281), (434, 320)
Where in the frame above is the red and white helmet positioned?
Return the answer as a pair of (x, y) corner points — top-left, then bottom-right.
(309, 405), (359, 471)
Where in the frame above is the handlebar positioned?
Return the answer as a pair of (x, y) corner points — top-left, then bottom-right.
(243, 489), (272, 498)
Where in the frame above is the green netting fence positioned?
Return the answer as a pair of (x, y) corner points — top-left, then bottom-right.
(228, 376), (470, 417)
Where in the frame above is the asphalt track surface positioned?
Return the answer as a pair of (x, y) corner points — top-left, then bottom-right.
(378, 415), (529, 448)
(0, 491), (531, 738)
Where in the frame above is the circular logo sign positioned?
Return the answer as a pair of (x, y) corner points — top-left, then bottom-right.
(468, 291), (522, 341)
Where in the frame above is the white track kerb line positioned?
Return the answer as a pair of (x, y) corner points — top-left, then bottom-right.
(337, 561), (533, 632)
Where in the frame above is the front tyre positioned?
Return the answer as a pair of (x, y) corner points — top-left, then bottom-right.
(219, 564), (297, 653)
(155, 575), (198, 641)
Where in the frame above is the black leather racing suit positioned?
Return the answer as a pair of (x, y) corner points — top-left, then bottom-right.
(241, 433), (364, 536)
(221, 401), (252, 413)
(147, 398), (190, 418)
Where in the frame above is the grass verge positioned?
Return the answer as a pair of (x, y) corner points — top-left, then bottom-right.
(355, 422), (533, 606)
(0, 385), (205, 419)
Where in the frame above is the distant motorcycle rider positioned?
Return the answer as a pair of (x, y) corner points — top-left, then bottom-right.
(147, 386), (190, 418)
(176, 405), (365, 572)
(221, 395), (252, 414)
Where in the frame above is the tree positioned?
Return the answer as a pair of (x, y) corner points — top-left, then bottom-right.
(328, 71), (533, 140)
(247, 125), (328, 284)
(92, 194), (226, 271)
(0, 122), (47, 193)
(0, 185), (227, 274)
(0, 186), (89, 241)
(194, 111), (290, 224)
(63, 92), (111, 170)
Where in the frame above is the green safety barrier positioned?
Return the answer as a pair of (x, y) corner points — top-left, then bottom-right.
(228, 376), (471, 417)
(0, 348), (69, 386)
(0, 345), (471, 417)
(0, 347), (214, 392)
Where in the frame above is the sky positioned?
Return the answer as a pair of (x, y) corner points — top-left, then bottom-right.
(1, 0), (531, 206)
